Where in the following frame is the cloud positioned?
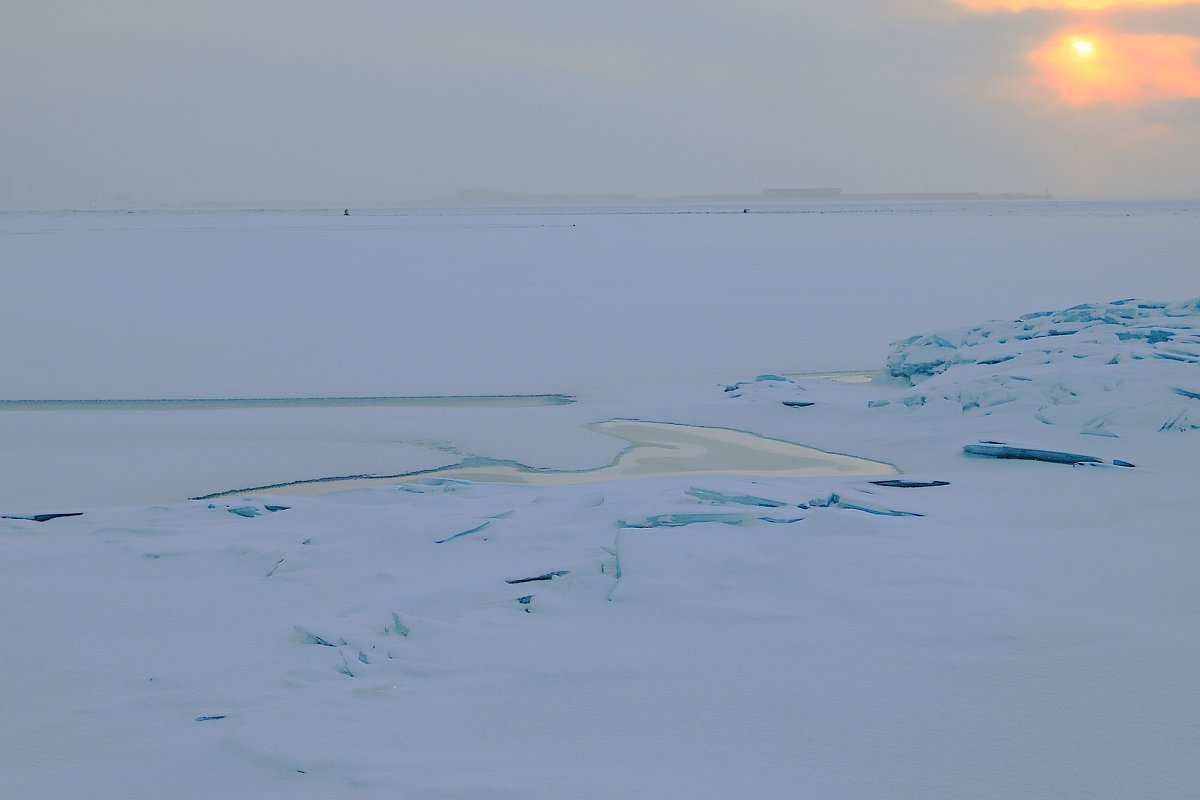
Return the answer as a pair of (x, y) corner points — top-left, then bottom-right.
(1030, 29), (1200, 103)
(958, 0), (1197, 10)
(1137, 97), (1200, 121)
(2, 0), (1197, 203)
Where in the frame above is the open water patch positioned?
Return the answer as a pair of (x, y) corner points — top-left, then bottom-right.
(0, 395), (574, 411)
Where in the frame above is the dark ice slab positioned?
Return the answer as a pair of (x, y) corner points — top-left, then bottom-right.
(2, 512), (83, 522)
(963, 443), (1133, 467)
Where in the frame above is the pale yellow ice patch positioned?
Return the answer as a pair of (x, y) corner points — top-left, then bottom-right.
(785, 371), (875, 384)
(256, 419), (896, 497)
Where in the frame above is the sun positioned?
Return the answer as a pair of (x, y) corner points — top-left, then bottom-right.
(1032, 30), (1200, 104)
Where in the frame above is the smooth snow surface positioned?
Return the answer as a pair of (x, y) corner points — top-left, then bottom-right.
(3, 202), (1199, 400)
(2, 205), (1199, 798)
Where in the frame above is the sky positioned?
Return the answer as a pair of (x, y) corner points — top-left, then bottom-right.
(3, 0), (1200, 206)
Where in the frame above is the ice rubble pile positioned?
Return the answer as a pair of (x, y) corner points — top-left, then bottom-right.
(878, 298), (1200, 436)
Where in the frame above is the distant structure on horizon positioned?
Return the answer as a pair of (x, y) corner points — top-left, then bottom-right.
(452, 189), (637, 205)
(762, 188), (1053, 201)
(680, 188), (1053, 203)
(437, 186), (1053, 207)
(761, 187), (843, 199)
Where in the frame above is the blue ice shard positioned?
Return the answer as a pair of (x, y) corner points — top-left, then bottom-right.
(808, 492), (922, 516)
(435, 520), (491, 544)
(620, 513), (751, 528)
(293, 626), (338, 647)
(227, 506), (261, 518)
(506, 571), (570, 584)
(686, 488), (789, 508)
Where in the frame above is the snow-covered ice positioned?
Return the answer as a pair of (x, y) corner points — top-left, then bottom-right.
(2, 205), (1199, 798)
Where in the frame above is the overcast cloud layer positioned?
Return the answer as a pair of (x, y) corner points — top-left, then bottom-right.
(3, 0), (1199, 206)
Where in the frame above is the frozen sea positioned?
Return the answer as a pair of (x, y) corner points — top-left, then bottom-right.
(3, 199), (1198, 507)
(2, 201), (1199, 799)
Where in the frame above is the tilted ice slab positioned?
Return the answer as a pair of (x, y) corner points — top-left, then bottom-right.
(212, 419), (896, 497)
(873, 297), (1200, 436)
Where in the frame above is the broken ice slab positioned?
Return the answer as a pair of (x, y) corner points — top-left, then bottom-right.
(505, 571), (570, 584)
(194, 715), (226, 722)
(434, 520), (491, 544)
(619, 513), (800, 527)
(1080, 421), (1119, 438)
(870, 480), (949, 488)
(685, 487), (789, 508)
(963, 443), (1134, 467)
(2, 512), (83, 522)
(1158, 407), (1197, 432)
(838, 501), (922, 517)
(620, 513), (752, 528)
(1117, 329), (1174, 344)
(293, 626), (341, 647)
(867, 395), (925, 409)
(723, 374), (797, 392)
(227, 506), (261, 518)
(1173, 387), (1200, 401)
(782, 401), (815, 408)
(263, 504), (290, 512)
(1154, 352), (1200, 363)
(808, 493), (922, 516)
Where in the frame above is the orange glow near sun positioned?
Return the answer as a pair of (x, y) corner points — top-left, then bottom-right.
(1031, 30), (1200, 104)
(958, 0), (1197, 9)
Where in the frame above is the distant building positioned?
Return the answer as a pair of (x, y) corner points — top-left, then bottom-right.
(761, 187), (842, 199)
(452, 189), (637, 205)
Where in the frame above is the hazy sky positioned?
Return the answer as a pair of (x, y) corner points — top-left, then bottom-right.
(4, 0), (1200, 205)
